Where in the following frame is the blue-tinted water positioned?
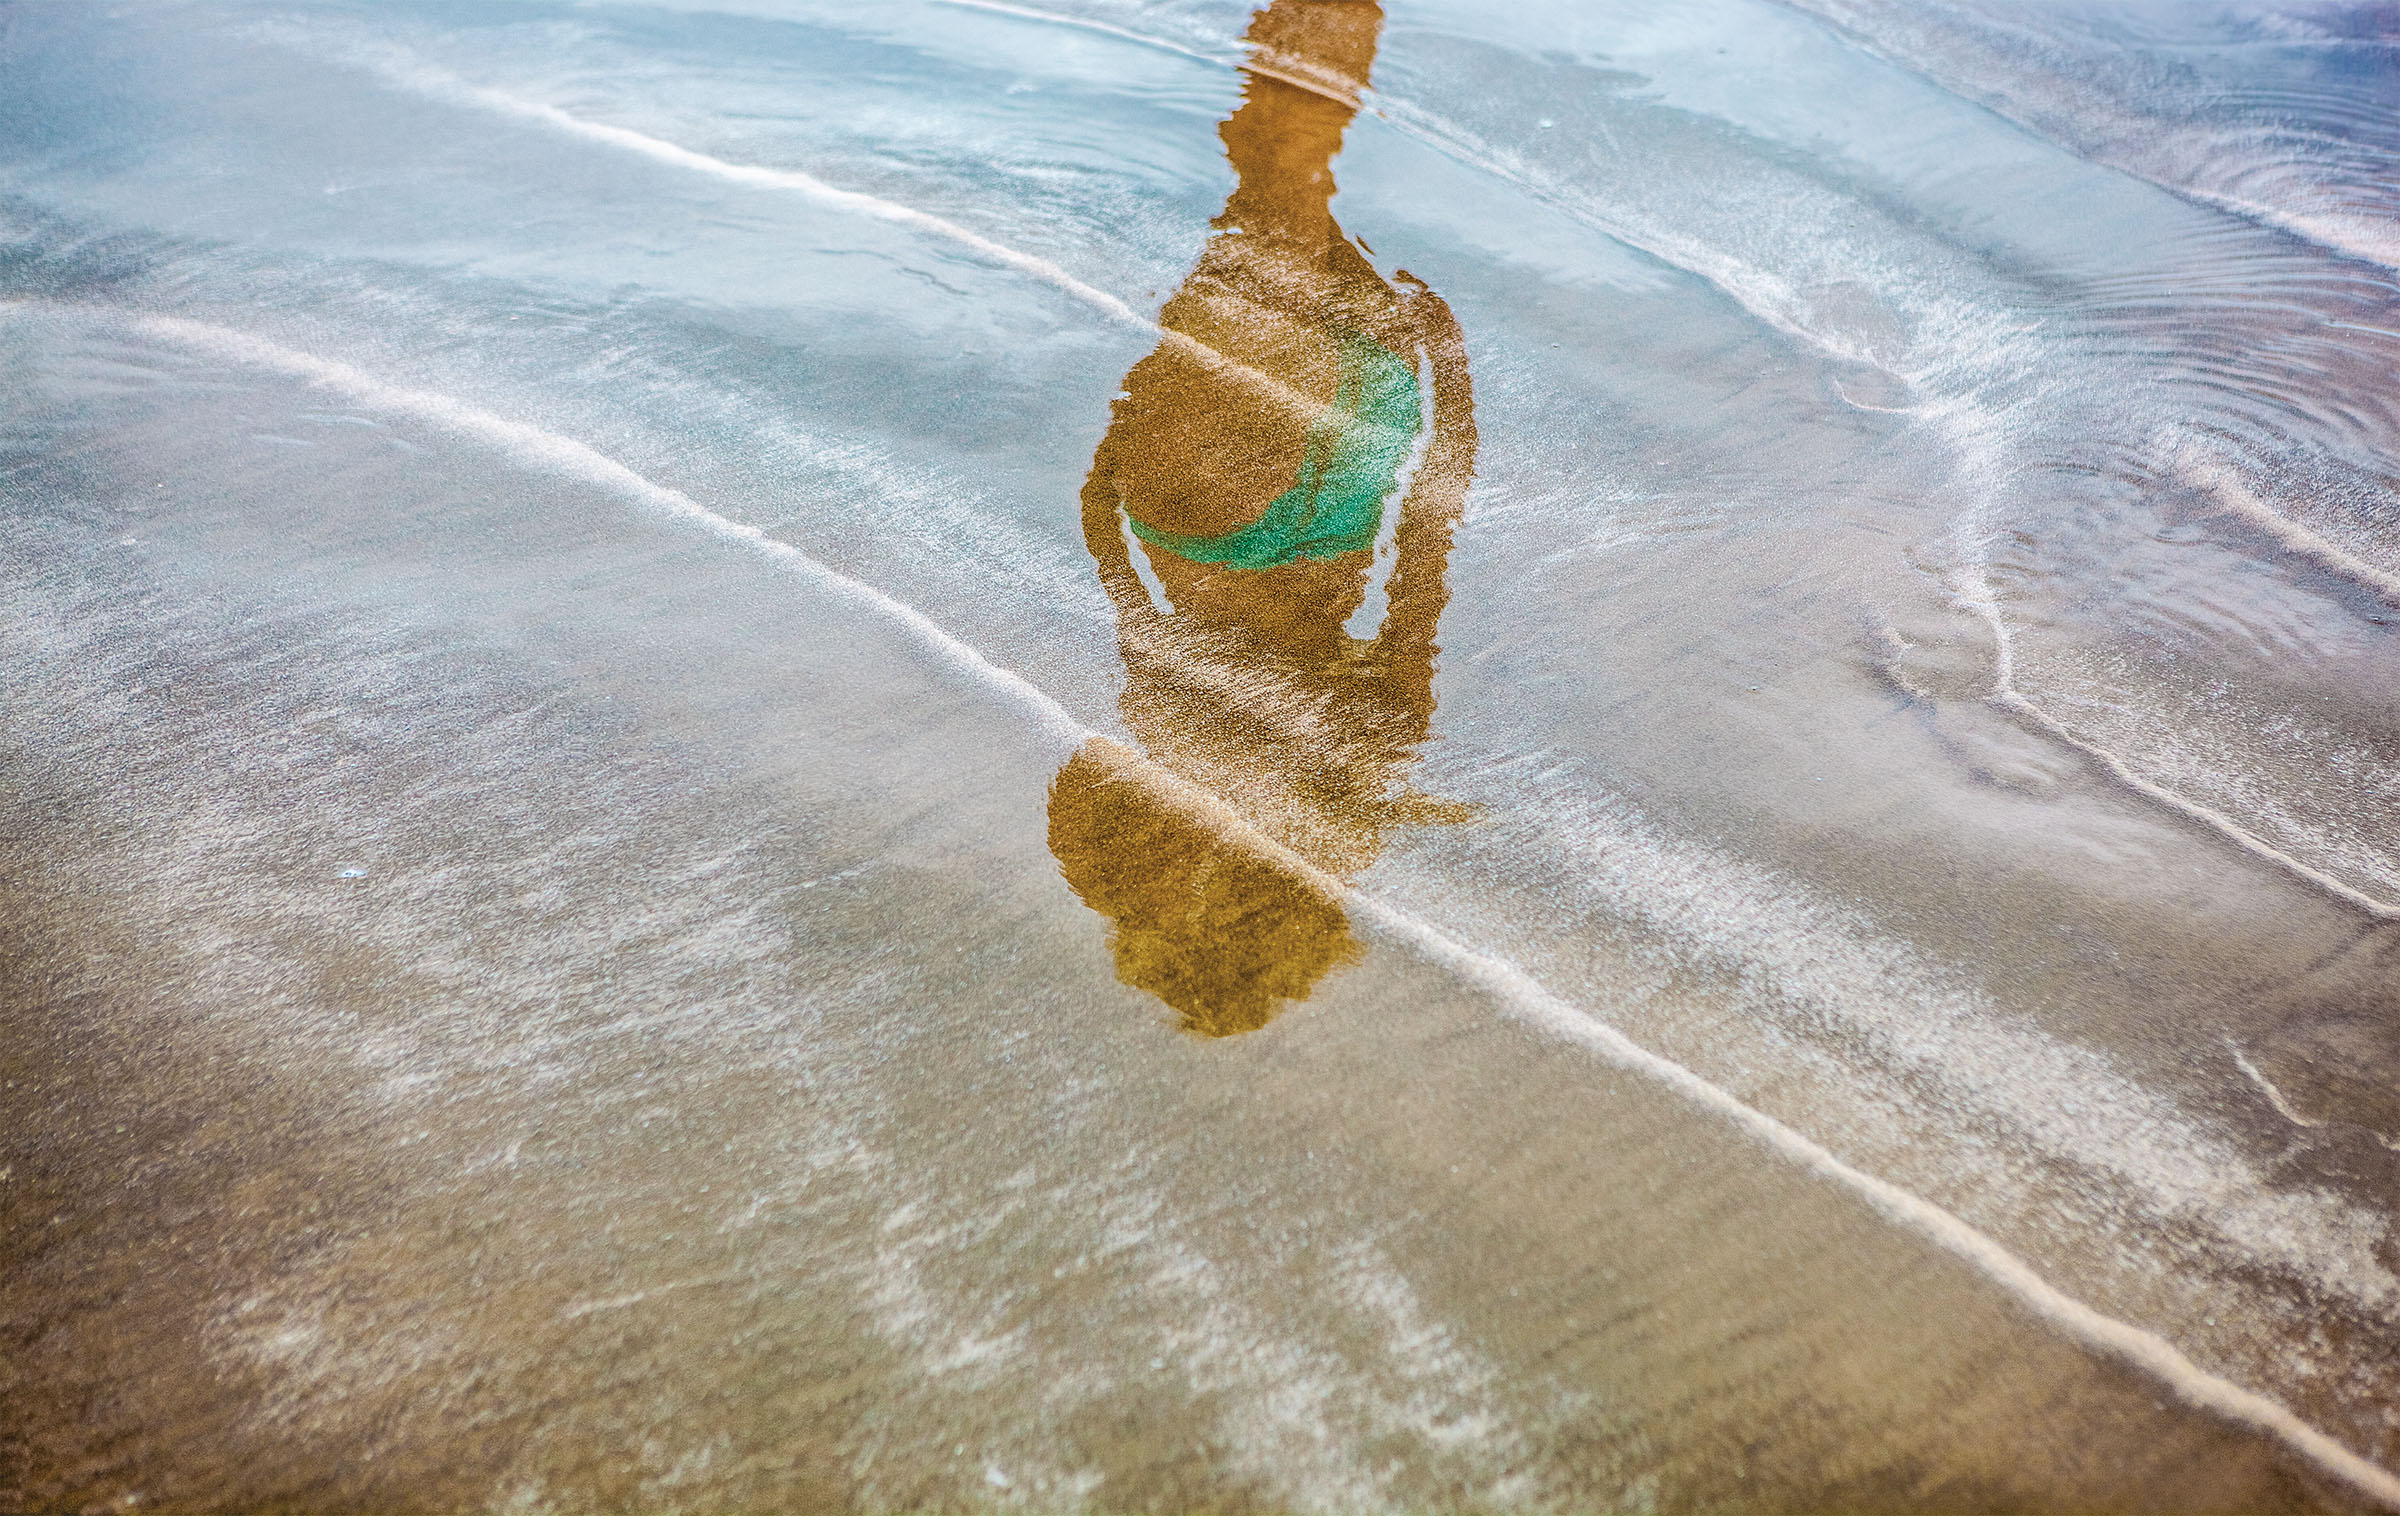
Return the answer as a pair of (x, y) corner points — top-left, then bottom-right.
(5, 1), (2399, 1508)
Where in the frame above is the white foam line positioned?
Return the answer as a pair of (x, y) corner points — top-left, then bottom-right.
(121, 309), (2400, 1511)
(928, 0), (1361, 109)
(129, 312), (1087, 751)
(2230, 1041), (2400, 1154)
(932, 0), (1233, 72)
(1954, 539), (2400, 923)
(559, 1269), (744, 1320)
(342, 54), (1328, 429)
(1995, 690), (2400, 922)
(1765, 0), (2400, 278)
(371, 59), (1145, 328)
(2161, 187), (2400, 279)
(946, 3), (1817, 360)
(920, 2), (1901, 373)
(2229, 1041), (2327, 1134)
(1375, 902), (2400, 1510)
(1364, 96), (1877, 365)
(2182, 451), (2400, 613)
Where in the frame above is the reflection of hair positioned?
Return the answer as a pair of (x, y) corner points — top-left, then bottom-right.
(1047, 739), (1359, 1037)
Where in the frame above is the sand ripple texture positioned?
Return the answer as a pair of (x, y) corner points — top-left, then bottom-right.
(5, 1), (2400, 1511)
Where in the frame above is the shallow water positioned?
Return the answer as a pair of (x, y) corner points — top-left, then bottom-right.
(4, 1), (2400, 1510)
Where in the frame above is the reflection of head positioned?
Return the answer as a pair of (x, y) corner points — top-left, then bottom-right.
(1048, 739), (1358, 1037)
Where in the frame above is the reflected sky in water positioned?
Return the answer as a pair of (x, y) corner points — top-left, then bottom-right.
(6, 0), (2400, 1509)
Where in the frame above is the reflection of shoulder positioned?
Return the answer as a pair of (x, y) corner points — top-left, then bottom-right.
(1323, 237), (1405, 333)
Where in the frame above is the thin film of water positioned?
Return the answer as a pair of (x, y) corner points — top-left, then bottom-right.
(4, 0), (2400, 1510)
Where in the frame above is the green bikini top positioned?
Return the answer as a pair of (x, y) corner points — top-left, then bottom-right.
(1128, 332), (1421, 572)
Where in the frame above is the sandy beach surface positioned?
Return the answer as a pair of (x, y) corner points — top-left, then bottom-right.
(6, 1), (2400, 1509)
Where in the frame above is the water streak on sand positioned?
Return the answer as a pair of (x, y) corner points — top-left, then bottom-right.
(99, 304), (2400, 1513)
(913, 0), (2400, 933)
(1770, 0), (2400, 275)
(127, 311), (1090, 752)
(367, 56), (1144, 325)
(332, 48), (1343, 431)
(1947, 532), (2400, 923)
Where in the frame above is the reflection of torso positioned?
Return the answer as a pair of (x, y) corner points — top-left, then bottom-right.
(1124, 238), (1424, 580)
(1127, 324), (1417, 573)
(1087, 226), (1466, 877)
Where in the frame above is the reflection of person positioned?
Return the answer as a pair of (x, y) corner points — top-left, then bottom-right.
(1048, 0), (1479, 1037)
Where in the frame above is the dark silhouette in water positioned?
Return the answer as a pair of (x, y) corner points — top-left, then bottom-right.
(1049, 0), (1479, 1037)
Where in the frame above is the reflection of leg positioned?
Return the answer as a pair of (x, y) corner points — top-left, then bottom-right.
(1047, 738), (1358, 1037)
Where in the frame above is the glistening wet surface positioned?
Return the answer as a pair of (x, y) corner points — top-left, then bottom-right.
(1054, 4), (1478, 1036)
(3, 0), (2399, 1510)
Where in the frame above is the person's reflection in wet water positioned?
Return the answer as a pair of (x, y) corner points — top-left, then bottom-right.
(1049, 0), (1479, 1038)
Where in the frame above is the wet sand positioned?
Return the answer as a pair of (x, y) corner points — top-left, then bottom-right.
(7, 0), (2400, 1509)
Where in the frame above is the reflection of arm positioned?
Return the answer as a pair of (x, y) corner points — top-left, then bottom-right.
(1371, 282), (1477, 686)
(1079, 442), (1159, 623)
